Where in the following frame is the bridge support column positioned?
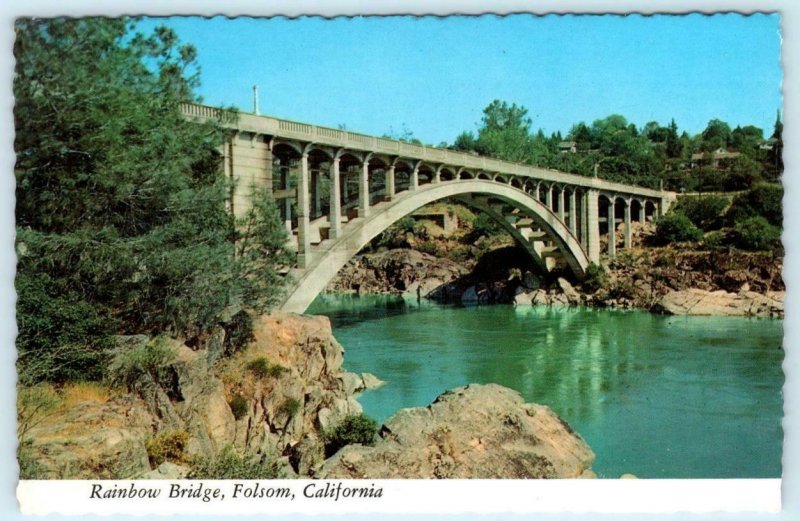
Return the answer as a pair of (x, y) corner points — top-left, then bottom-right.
(386, 165), (395, 200)
(358, 160), (370, 218)
(569, 190), (577, 236)
(546, 185), (553, 210)
(411, 164), (419, 190)
(586, 189), (600, 264)
(581, 191), (588, 248)
(282, 166), (292, 236)
(659, 196), (672, 217)
(607, 199), (616, 258)
(312, 169), (321, 219)
(624, 200), (632, 249)
(329, 157), (342, 239)
(534, 183), (540, 201)
(297, 153), (311, 268)
(639, 203), (646, 224)
(557, 188), (565, 222)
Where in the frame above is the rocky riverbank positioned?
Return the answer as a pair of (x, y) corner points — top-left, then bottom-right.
(327, 246), (784, 318)
(18, 312), (598, 479)
(317, 383), (596, 479)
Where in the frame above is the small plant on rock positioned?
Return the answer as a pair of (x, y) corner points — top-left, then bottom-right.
(246, 357), (287, 379)
(188, 445), (278, 479)
(582, 263), (609, 293)
(229, 394), (249, 420)
(323, 413), (378, 457)
(145, 430), (189, 467)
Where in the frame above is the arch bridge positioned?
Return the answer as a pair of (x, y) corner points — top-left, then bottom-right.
(182, 103), (676, 313)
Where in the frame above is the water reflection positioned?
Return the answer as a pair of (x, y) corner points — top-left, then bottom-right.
(309, 295), (783, 478)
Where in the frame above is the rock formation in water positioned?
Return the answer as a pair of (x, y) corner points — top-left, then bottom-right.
(316, 383), (596, 479)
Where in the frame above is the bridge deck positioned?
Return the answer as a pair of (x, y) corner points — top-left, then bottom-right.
(182, 103), (672, 201)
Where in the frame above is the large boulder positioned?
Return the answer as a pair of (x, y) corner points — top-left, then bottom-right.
(316, 384), (595, 479)
(19, 393), (154, 479)
(653, 288), (784, 317)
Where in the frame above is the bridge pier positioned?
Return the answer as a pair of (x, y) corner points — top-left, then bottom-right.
(586, 189), (600, 264)
(386, 164), (396, 200)
(557, 187), (565, 222)
(624, 200), (632, 249)
(329, 157), (342, 239)
(639, 202), (646, 224)
(607, 198), (616, 258)
(297, 152), (311, 268)
(569, 190), (577, 236)
(358, 159), (370, 218)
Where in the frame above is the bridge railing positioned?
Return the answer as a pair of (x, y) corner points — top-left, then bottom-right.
(181, 102), (673, 200)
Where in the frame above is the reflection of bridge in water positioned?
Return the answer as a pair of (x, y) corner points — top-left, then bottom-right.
(182, 103), (676, 313)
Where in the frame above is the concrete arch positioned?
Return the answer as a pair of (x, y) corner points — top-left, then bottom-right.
(280, 180), (590, 313)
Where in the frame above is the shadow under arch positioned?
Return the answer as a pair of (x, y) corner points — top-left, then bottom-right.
(280, 179), (589, 313)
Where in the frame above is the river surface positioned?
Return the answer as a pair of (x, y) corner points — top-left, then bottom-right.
(307, 295), (784, 479)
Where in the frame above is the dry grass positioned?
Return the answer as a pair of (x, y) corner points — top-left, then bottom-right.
(60, 382), (113, 407)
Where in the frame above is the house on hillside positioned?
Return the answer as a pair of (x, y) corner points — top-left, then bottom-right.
(558, 141), (577, 154)
(690, 147), (741, 169)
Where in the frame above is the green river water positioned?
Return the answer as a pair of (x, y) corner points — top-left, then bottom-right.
(307, 294), (784, 479)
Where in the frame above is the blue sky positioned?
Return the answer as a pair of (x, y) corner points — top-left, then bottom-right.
(139, 14), (782, 145)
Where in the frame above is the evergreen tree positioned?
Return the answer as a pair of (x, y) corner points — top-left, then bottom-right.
(665, 119), (682, 158)
(14, 18), (291, 383)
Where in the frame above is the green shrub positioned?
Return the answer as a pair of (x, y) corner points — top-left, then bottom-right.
(229, 394), (249, 420)
(223, 310), (254, 354)
(17, 440), (47, 479)
(15, 271), (114, 385)
(447, 245), (472, 263)
(188, 445), (278, 479)
(324, 413), (378, 457)
(674, 195), (729, 231)
(732, 216), (782, 252)
(278, 397), (302, 418)
(416, 240), (441, 257)
(652, 213), (703, 245)
(468, 213), (503, 242)
(726, 183), (783, 227)
(245, 357), (286, 379)
(107, 337), (177, 389)
(145, 430), (189, 467)
(582, 263), (609, 293)
(703, 231), (726, 250)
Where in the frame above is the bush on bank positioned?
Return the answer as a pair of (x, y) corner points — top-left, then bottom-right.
(324, 413), (378, 457)
(652, 213), (703, 245)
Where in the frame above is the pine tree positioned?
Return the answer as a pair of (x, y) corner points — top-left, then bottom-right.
(14, 18), (291, 383)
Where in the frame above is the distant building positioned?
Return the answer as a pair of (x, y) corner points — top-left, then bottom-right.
(558, 141), (577, 154)
(690, 147), (741, 168)
(758, 138), (779, 151)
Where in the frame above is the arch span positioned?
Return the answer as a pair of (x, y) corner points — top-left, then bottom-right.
(279, 180), (589, 313)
